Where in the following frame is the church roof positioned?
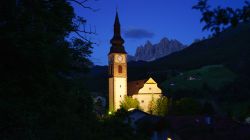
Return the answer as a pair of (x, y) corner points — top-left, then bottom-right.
(128, 77), (160, 96)
(127, 79), (147, 96)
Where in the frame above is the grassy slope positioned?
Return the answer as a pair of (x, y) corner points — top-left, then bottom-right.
(161, 65), (237, 91)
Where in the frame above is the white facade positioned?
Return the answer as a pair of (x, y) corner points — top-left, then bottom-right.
(114, 77), (127, 111)
(132, 78), (162, 112)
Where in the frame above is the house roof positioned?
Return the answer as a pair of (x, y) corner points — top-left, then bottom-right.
(129, 109), (162, 123)
(129, 109), (150, 116)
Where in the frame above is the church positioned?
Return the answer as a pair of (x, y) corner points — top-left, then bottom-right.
(108, 12), (162, 112)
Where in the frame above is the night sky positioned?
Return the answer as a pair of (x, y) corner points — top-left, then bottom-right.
(72, 0), (246, 65)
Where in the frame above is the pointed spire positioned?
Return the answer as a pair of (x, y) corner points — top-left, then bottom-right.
(114, 10), (120, 26)
(109, 10), (126, 54)
(113, 11), (121, 39)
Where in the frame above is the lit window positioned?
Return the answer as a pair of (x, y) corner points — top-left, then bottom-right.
(118, 65), (122, 73)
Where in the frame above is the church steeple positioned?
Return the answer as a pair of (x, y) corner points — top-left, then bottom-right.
(114, 11), (121, 36)
(109, 11), (126, 54)
(108, 10), (127, 112)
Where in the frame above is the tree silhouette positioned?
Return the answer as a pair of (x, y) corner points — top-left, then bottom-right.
(0, 1), (95, 139)
(193, 0), (250, 35)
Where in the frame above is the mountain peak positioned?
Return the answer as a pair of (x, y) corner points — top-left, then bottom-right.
(160, 37), (169, 42)
(145, 40), (152, 45)
(133, 37), (186, 62)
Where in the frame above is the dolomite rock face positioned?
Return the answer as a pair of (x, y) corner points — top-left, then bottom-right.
(132, 38), (186, 62)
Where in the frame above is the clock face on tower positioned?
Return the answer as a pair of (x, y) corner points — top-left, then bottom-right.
(117, 55), (123, 62)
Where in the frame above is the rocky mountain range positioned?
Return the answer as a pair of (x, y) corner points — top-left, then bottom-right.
(128, 38), (186, 62)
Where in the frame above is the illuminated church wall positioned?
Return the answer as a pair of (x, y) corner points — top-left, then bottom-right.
(109, 78), (114, 111)
(114, 77), (127, 110)
(133, 94), (161, 112)
(132, 78), (162, 112)
(138, 78), (162, 94)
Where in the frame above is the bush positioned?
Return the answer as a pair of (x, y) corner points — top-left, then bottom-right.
(148, 96), (169, 116)
(120, 95), (140, 110)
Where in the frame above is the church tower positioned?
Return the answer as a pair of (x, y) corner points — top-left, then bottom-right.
(108, 11), (127, 112)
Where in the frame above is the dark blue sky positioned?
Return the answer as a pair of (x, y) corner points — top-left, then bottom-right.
(72, 0), (246, 65)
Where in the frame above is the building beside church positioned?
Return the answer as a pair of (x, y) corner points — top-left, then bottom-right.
(108, 11), (162, 112)
(128, 78), (162, 112)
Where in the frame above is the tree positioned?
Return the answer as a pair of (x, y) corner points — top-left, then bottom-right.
(193, 0), (250, 35)
(155, 96), (169, 116)
(148, 95), (157, 114)
(148, 96), (169, 116)
(0, 0), (96, 139)
(120, 95), (141, 110)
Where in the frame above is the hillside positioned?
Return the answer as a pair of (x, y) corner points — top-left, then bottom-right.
(128, 23), (250, 81)
(161, 65), (237, 91)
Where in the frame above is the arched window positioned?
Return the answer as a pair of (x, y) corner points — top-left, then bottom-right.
(118, 65), (122, 73)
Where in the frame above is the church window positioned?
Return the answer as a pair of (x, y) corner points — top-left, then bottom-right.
(141, 100), (144, 103)
(120, 95), (122, 97)
(118, 65), (122, 73)
(149, 87), (151, 90)
(120, 85), (121, 88)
